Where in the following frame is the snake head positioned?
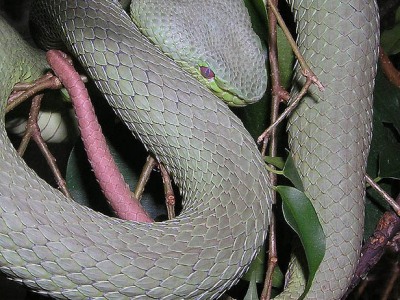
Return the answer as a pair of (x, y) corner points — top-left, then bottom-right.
(130, 0), (268, 107)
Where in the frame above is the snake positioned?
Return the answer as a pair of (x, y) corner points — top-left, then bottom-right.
(0, 0), (379, 299)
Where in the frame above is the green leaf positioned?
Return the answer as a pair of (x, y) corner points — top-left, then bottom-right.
(264, 156), (285, 169)
(242, 245), (284, 287)
(243, 271), (259, 300)
(381, 24), (400, 55)
(276, 186), (326, 299)
(396, 6), (400, 22)
(244, 0), (267, 43)
(277, 25), (295, 89)
(265, 155), (304, 190)
(370, 70), (400, 180)
(381, 6), (400, 55)
(243, 246), (266, 283)
(282, 155), (304, 191)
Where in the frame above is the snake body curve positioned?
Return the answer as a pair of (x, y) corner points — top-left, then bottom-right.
(0, 1), (271, 299)
(0, 0), (379, 299)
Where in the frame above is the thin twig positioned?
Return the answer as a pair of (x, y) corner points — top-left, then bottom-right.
(353, 279), (369, 300)
(260, 1), (327, 298)
(134, 155), (176, 219)
(261, 212), (278, 300)
(258, 79), (312, 144)
(366, 175), (400, 215)
(134, 155), (158, 200)
(7, 73), (72, 197)
(16, 94), (42, 157)
(343, 192), (400, 298)
(258, 0), (324, 145)
(260, 0), (282, 298)
(6, 74), (62, 113)
(7, 73), (88, 113)
(267, 0), (324, 91)
(159, 163), (176, 220)
(19, 94), (71, 197)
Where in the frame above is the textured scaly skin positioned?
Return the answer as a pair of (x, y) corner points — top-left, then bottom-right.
(0, 0), (379, 299)
(0, 1), (271, 299)
(280, 0), (379, 298)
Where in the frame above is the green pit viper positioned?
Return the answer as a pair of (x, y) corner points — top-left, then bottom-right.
(0, 0), (379, 299)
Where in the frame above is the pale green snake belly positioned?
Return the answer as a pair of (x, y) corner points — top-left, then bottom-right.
(0, 0), (379, 299)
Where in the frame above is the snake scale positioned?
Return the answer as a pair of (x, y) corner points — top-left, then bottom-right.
(0, 0), (379, 299)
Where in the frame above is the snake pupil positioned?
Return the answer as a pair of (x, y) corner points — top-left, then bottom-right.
(200, 66), (215, 79)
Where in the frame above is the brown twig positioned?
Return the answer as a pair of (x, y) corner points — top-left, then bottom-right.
(134, 155), (176, 219)
(17, 94), (71, 198)
(343, 193), (400, 298)
(159, 164), (176, 220)
(134, 155), (158, 200)
(257, 79), (313, 144)
(353, 279), (369, 300)
(6, 73), (62, 113)
(259, 1), (327, 298)
(267, 0), (324, 91)
(261, 213), (278, 300)
(258, 0), (324, 146)
(260, 0), (283, 298)
(6, 73), (72, 197)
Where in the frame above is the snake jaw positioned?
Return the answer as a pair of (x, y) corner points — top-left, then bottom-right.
(210, 76), (249, 107)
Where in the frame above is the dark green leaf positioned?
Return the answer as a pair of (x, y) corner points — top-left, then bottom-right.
(243, 246), (266, 283)
(381, 25), (400, 55)
(277, 26), (295, 89)
(243, 271), (259, 300)
(264, 156), (285, 169)
(282, 155), (304, 191)
(276, 185), (326, 299)
(381, 6), (400, 55)
(370, 71), (400, 180)
(243, 245), (284, 287)
(373, 72), (400, 133)
(244, 0), (267, 42)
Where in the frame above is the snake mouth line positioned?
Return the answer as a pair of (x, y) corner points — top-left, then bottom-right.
(183, 64), (256, 107)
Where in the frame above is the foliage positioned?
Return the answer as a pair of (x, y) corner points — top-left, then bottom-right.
(381, 7), (400, 55)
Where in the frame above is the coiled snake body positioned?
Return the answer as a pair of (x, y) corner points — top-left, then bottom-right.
(0, 0), (379, 299)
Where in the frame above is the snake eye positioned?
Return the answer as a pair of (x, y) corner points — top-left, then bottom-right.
(200, 66), (215, 79)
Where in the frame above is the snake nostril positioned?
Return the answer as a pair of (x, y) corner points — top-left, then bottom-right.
(200, 66), (215, 79)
